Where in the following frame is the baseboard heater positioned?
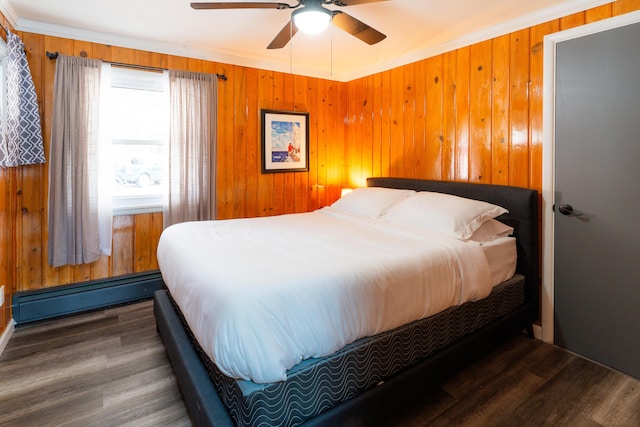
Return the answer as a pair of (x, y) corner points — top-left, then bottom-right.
(12, 271), (164, 325)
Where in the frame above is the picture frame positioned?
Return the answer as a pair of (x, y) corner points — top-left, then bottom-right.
(261, 109), (309, 173)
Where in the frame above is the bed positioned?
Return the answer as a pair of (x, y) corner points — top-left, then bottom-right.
(154, 177), (539, 427)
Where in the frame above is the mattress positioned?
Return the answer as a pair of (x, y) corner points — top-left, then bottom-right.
(481, 235), (517, 285)
(157, 208), (516, 384)
(167, 274), (525, 427)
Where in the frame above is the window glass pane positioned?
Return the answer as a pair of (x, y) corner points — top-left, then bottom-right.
(106, 67), (168, 215)
(110, 86), (167, 141)
(113, 143), (163, 194)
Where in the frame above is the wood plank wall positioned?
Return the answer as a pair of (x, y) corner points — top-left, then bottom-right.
(1, 0), (639, 335)
(342, 1), (639, 189)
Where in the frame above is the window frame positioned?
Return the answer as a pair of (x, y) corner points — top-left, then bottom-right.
(104, 65), (169, 216)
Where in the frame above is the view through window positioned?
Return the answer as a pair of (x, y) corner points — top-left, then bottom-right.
(105, 66), (169, 214)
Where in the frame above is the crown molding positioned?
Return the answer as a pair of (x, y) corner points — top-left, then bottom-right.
(0, 0), (616, 82)
(0, 0), (18, 28)
(346, 0), (614, 81)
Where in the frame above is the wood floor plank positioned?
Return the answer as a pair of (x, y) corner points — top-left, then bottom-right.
(0, 300), (190, 426)
(589, 375), (640, 426)
(1, 300), (639, 427)
(387, 334), (640, 427)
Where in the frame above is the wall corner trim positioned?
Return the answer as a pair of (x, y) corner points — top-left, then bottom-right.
(12, 271), (164, 325)
(0, 318), (15, 357)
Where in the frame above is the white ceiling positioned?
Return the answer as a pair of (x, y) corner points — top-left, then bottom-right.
(1, 0), (611, 81)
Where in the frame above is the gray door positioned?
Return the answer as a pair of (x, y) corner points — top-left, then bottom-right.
(554, 21), (640, 379)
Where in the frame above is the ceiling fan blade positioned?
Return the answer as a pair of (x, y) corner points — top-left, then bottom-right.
(331, 11), (386, 45)
(267, 21), (299, 49)
(330, 0), (389, 6)
(191, 2), (294, 10)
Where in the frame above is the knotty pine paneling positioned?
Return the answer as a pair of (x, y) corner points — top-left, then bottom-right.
(1, 1), (639, 338)
(341, 2), (638, 190)
(491, 34), (511, 186)
(424, 55), (444, 181)
(469, 40), (492, 183)
(441, 51), (457, 181)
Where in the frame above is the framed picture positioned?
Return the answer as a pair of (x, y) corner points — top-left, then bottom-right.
(261, 109), (309, 173)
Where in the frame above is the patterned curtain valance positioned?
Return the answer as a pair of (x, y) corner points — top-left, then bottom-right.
(0, 29), (45, 168)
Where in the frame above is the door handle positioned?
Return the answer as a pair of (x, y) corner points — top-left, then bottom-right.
(557, 203), (583, 217)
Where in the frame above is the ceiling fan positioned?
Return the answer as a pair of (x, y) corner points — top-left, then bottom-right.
(190, 0), (388, 49)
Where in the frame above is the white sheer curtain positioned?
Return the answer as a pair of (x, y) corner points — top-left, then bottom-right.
(164, 70), (217, 228)
(48, 55), (112, 267)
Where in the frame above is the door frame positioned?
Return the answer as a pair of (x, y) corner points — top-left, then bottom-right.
(541, 9), (640, 344)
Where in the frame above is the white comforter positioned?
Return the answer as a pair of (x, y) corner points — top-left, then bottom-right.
(157, 208), (495, 384)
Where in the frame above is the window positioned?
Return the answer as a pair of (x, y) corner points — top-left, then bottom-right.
(103, 66), (169, 215)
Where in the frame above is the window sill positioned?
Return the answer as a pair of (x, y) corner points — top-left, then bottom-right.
(113, 206), (163, 216)
(113, 205), (163, 216)
(113, 193), (164, 216)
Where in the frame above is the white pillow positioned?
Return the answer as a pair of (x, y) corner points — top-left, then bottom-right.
(330, 187), (415, 217)
(382, 191), (508, 239)
(468, 219), (514, 242)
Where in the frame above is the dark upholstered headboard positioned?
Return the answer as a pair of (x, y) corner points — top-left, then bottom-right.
(367, 177), (539, 314)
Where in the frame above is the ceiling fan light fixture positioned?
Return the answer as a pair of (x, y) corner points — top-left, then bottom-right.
(292, 7), (332, 35)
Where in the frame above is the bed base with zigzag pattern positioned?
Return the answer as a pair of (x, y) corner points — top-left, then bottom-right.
(168, 274), (524, 427)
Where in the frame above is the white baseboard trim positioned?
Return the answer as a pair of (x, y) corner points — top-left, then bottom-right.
(0, 319), (15, 357)
(532, 323), (542, 340)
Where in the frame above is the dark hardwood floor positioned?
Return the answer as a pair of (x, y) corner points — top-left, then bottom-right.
(1, 300), (638, 426)
(0, 300), (190, 426)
